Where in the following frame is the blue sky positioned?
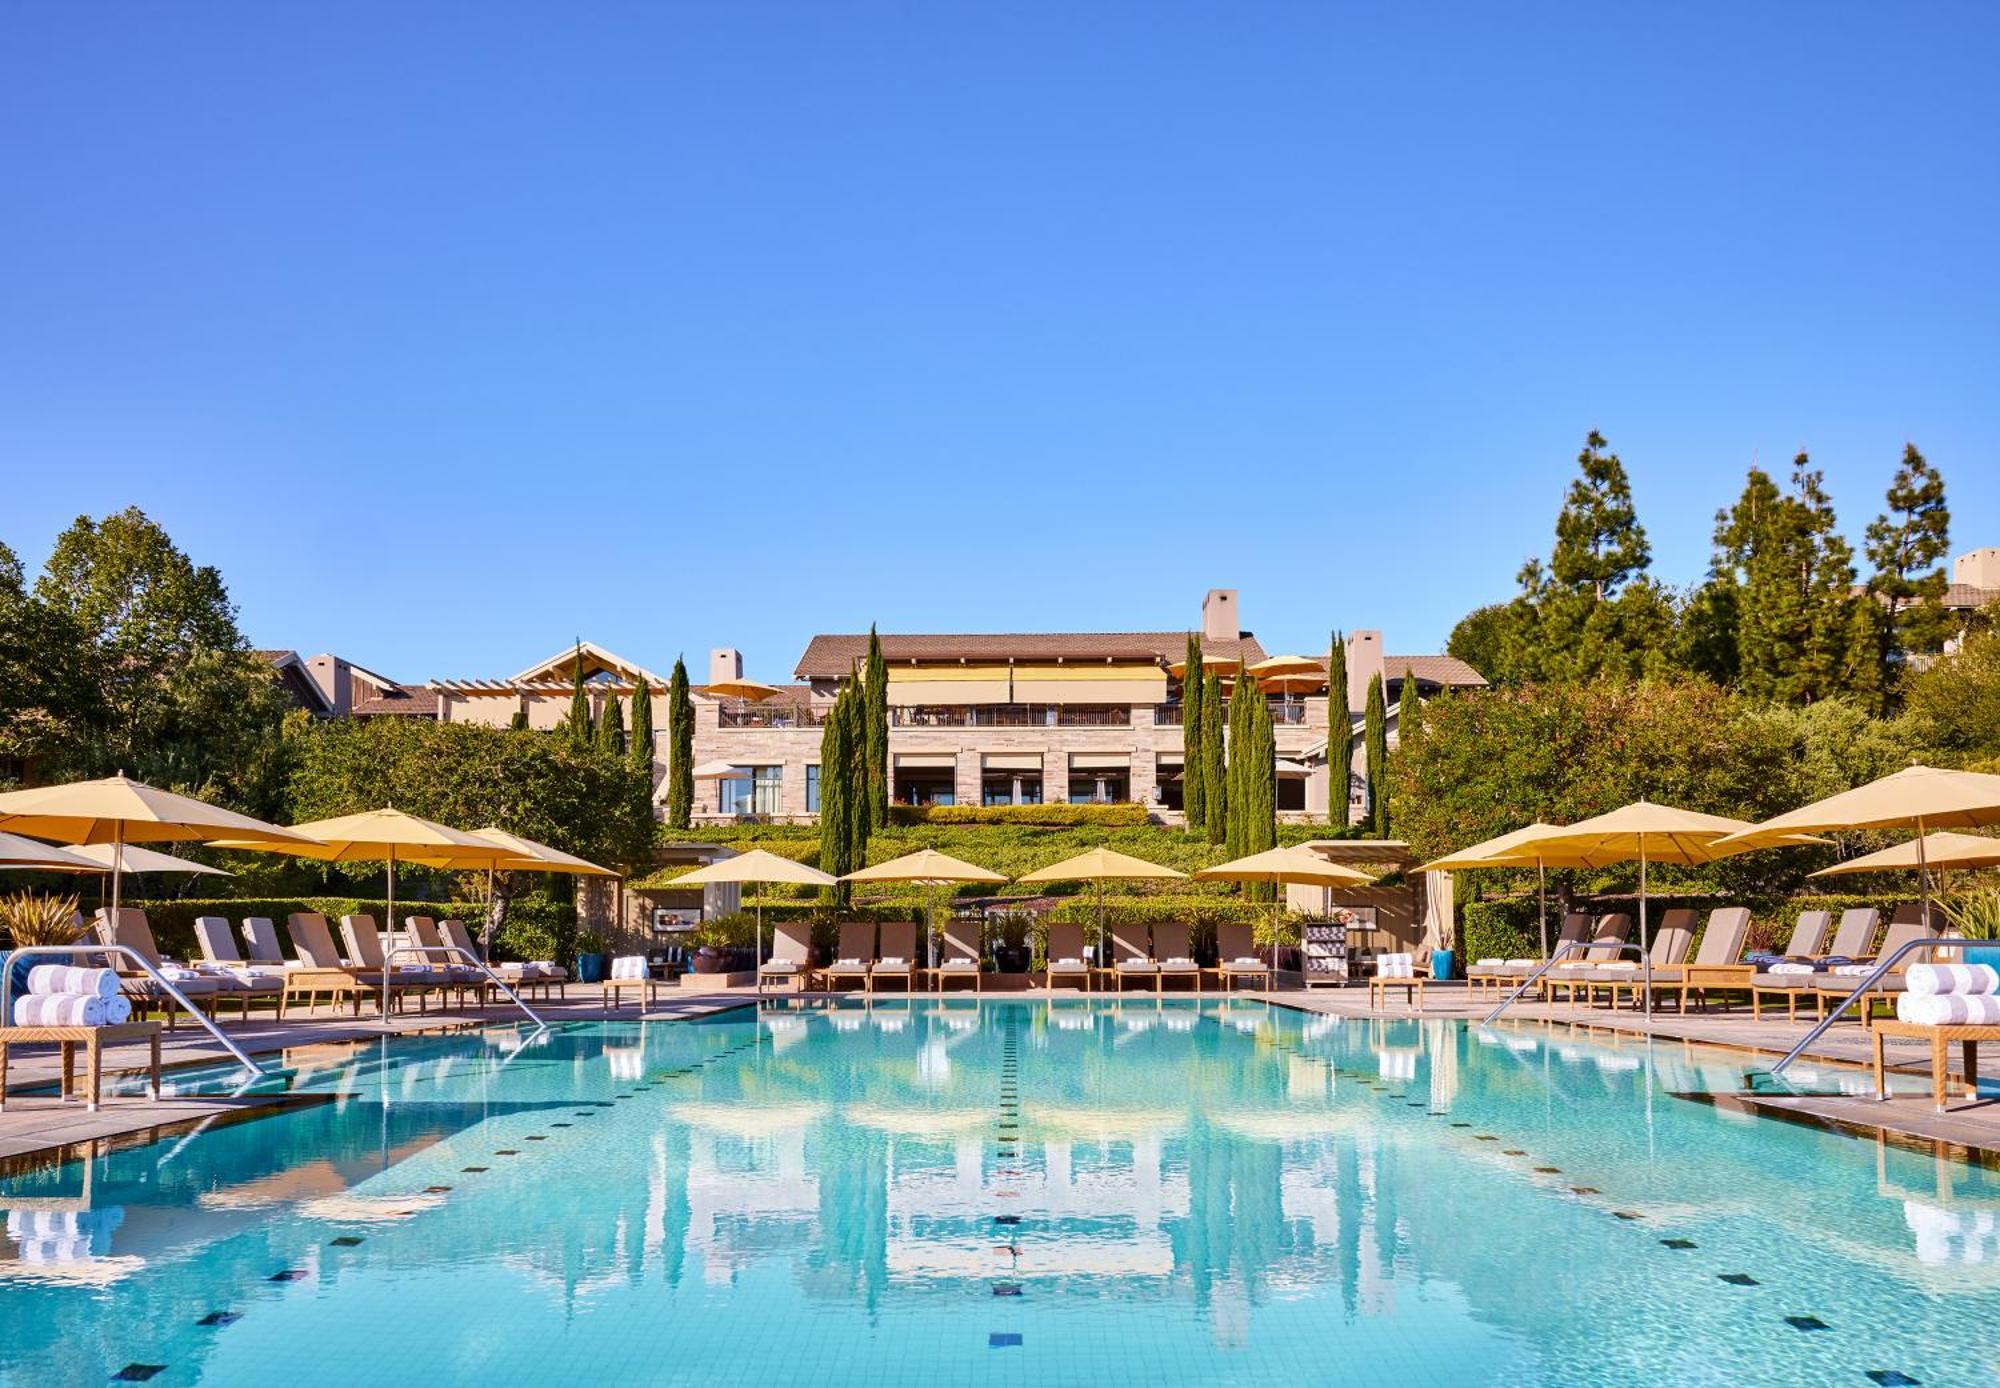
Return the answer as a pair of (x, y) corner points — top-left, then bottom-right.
(3, 4), (1994, 683)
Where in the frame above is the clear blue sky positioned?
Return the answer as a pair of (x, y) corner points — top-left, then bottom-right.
(3, 4), (1994, 683)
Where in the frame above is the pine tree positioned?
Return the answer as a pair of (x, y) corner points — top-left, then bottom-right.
(1364, 672), (1389, 836)
(1397, 667), (1421, 749)
(629, 675), (654, 770)
(1863, 443), (1953, 715)
(665, 658), (694, 830)
(1181, 634), (1206, 831)
(1326, 631), (1348, 826)
(595, 691), (625, 757)
(864, 626), (890, 831)
(564, 644), (592, 746)
(1551, 430), (1651, 600)
(1201, 667), (1227, 846)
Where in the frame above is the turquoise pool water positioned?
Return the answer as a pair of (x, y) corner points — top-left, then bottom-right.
(1, 999), (1996, 1386)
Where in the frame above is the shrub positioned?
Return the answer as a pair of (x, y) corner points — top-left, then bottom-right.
(886, 802), (1150, 828)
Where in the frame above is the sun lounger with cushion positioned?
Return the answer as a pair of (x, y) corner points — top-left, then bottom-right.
(759, 918), (818, 994)
(1045, 922), (1093, 991)
(1110, 922), (1159, 993)
(1216, 921), (1272, 992)
(92, 908), (230, 1028)
(189, 916), (286, 1006)
(1468, 911), (1594, 999)
(1152, 921), (1202, 993)
(933, 920), (983, 993)
(1647, 907), (1754, 1013)
(278, 912), (389, 1017)
(822, 922), (876, 992)
(1809, 905), (1933, 1024)
(869, 922), (919, 993)
(1578, 909), (1698, 1009)
(1544, 913), (1632, 1004)
(1750, 908), (1870, 1020)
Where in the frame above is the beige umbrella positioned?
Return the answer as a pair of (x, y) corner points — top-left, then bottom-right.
(843, 848), (1007, 972)
(669, 848), (838, 974)
(704, 678), (782, 702)
(402, 827), (619, 956)
(1809, 831), (2000, 884)
(1167, 654), (1242, 679)
(215, 808), (517, 1015)
(0, 773), (317, 920)
(1722, 765), (2000, 929)
(1197, 845), (1377, 976)
(1020, 847), (1187, 965)
(690, 760), (748, 780)
(1418, 822), (1600, 959)
(1246, 654), (1329, 701)
(1530, 801), (1825, 1011)
(63, 842), (233, 878)
(0, 830), (97, 872)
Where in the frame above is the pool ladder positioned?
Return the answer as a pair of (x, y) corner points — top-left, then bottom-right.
(1761, 936), (1964, 1087)
(1483, 939), (1652, 1025)
(0, 943), (264, 1081)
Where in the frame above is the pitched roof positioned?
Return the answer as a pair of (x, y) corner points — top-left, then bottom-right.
(1944, 582), (2000, 611)
(351, 688), (440, 718)
(1384, 654), (1488, 689)
(506, 640), (671, 690)
(794, 632), (1267, 679)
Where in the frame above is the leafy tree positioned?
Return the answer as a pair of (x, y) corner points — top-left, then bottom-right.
(629, 675), (654, 770)
(595, 691), (626, 757)
(1862, 443), (1952, 714)
(33, 507), (288, 810)
(1445, 606), (1512, 684)
(864, 626), (890, 830)
(665, 658), (694, 830)
(1325, 631), (1349, 824)
(563, 644), (592, 746)
(1363, 673), (1389, 835)
(0, 540), (97, 783)
(1181, 635), (1206, 831)
(1200, 667), (1227, 845)
(1397, 667), (1422, 749)
(1901, 615), (2000, 769)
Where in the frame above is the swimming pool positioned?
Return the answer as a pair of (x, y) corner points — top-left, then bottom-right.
(1, 999), (1995, 1387)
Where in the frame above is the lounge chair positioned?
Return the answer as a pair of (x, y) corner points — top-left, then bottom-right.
(1809, 905), (1932, 1024)
(92, 907), (230, 1028)
(1467, 912), (1594, 1000)
(1544, 913), (1633, 1005)
(1750, 908), (1866, 1021)
(1044, 922), (1092, 991)
(822, 923), (876, 992)
(869, 921), (919, 994)
(933, 919), (982, 993)
(240, 917), (294, 969)
(189, 916), (287, 1007)
(758, 918), (817, 994)
(401, 916), (485, 1005)
(278, 912), (389, 1017)
(1578, 909), (1698, 1009)
(1216, 921), (1272, 992)
(1152, 921), (1202, 993)
(340, 915), (444, 1012)
(1647, 907), (1755, 1013)
(1109, 922), (1159, 994)
(438, 917), (567, 998)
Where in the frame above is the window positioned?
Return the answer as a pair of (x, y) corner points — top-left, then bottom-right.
(805, 765), (821, 814)
(720, 766), (784, 817)
(981, 772), (1043, 806)
(1068, 771), (1129, 804)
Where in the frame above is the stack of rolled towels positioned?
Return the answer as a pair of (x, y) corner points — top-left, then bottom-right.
(12, 965), (134, 1027)
(608, 955), (649, 981)
(1896, 963), (2000, 1026)
(1377, 953), (1415, 980)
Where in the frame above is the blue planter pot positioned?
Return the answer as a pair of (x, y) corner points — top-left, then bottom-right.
(1431, 948), (1455, 982)
(575, 953), (608, 984)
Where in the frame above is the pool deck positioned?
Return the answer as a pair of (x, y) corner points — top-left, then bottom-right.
(1, 981), (1995, 1165)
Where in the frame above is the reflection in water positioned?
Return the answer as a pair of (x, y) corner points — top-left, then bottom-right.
(1, 1004), (1998, 1386)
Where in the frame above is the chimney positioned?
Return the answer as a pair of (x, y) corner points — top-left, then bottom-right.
(1201, 589), (1239, 643)
(708, 648), (744, 686)
(1956, 548), (2000, 590)
(1345, 631), (1384, 714)
(304, 654), (349, 716)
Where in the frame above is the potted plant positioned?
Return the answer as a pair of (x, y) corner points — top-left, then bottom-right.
(1431, 907), (1457, 982)
(1941, 889), (2000, 972)
(573, 931), (610, 984)
(0, 891), (89, 1000)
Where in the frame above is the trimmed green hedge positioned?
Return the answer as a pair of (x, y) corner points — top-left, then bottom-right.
(886, 802), (1151, 827)
(117, 895), (578, 966)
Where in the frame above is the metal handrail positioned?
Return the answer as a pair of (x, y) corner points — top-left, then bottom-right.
(1763, 936), (1963, 1083)
(384, 943), (547, 1031)
(0, 943), (263, 1080)
(1484, 938), (1653, 1024)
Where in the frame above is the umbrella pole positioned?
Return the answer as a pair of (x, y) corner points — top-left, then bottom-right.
(1917, 816), (1931, 932)
(111, 822), (124, 924)
(485, 865), (495, 961)
(382, 846), (396, 1020)
(1637, 843), (1650, 1017)
(1537, 858), (1548, 960)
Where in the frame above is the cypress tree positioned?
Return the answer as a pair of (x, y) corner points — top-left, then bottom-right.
(864, 626), (890, 830)
(595, 692), (625, 757)
(509, 708), (529, 732)
(565, 644), (592, 746)
(1326, 631), (1348, 827)
(1182, 635), (1206, 831)
(629, 675), (654, 769)
(847, 686), (872, 866)
(1397, 667), (1421, 749)
(665, 657), (694, 830)
(1245, 689), (1276, 855)
(1201, 667), (1227, 845)
(1863, 443), (1952, 715)
(818, 686), (857, 904)
(1364, 673), (1389, 836)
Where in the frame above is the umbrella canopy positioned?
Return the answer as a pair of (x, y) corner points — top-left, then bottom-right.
(1019, 847), (1187, 884)
(690, 760), (749, 781)
(1246, 655), (1328, 696)
(704, 679), (783, 703)
(462, 828), (618, 877)
(0, 830), (97, 872)
(671, 849), (838, 978)
(1809, 831), (2000, 879)
(1416, 821), (1580, 960)
(1194, 845), (1376, 888)
(1720, 765), (2000, 845)
(842, 848), (1006, 886)
(62, 843), (233, 877)
(1167, 655), (1242, 679)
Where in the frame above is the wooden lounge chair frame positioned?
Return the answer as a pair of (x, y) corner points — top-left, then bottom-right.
(868, 922), (920, 994)
(758, 918), (819, 994)
(1216, 921), (1272, 993)
(1646, 908), (1755, 1014)
(1749, 908), (1866, 1021)
(822, 922), (876, 992)
(1109, 922), (1159, 994)
(1152, 921), (1202, 994)
(932, 920), (983, 993)
(1044, 921), (1092, 992)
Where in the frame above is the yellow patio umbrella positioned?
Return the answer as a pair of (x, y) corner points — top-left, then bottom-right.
(63, 842), (234, 879)
(1809, 831), (2000, 885)
(1246, 655), (1329, 699)
(1196, 845), (1377, 975)
(705, 678), (783, 702)
(0, 830), (97, 872)
(1418, 822), (1603, 959)
(843, 848), (1007, 973)
(1721, 765), (2000, 928)
(402, 827), (620, 957)
(1529, 801), (1824, 1011)
(1167, 654), (1242, 679)
(0, 773), (318, 921)
(1019, 847), (1187, 965)
(669, 848), (838, 973)
(215, 808), (518, 1014)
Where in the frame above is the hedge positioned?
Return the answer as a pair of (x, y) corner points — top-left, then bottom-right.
(109, 895), (579, 967)
(886, 802), (1151, 827)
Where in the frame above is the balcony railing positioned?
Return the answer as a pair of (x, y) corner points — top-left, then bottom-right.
(1155, 700), (1309, 726)
(889, 704), (1132, 729)
(717, 705), (827, 729)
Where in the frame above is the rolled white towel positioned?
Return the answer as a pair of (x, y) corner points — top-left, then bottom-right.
(103, 995), (132, 1025)
(1377, 953), (1416, 980)
(1474, 958), (1505, 967)
(608, 956), (648, 981)
(1166, 956), (1194, 965)
(1907, 963), (2000, 997)
(1768, 962), (1818, 976)
(1898, 993), (2000, 1026)
(1830, 964), (1877, 977)
(25, 964), (119, 998)
(1055, 956), (1082, 966)
(12, 993), (110, 1027)
(876, 957), (905, 968)
(1232, 956), (1265, 967)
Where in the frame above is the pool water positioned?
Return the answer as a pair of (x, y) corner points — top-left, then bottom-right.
(2, 999), (1996, 1387)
